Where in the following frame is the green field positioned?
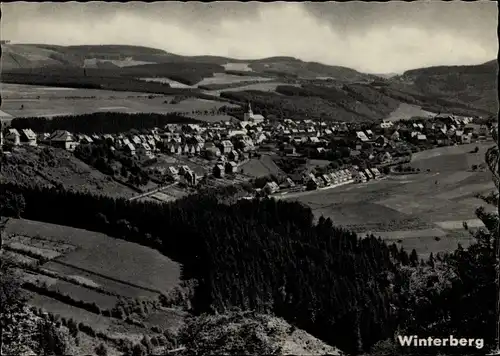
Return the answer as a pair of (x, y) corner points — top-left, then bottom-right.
(287, 142), (496, 258)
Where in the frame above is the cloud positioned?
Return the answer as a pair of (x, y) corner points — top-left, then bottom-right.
(2, 2), (497, 73)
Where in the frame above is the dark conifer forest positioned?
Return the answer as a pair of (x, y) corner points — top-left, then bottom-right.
(10, 112), (202, 135)
(0, 181), (496, 355)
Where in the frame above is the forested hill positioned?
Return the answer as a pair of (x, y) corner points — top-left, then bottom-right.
(1, 182), (496, 355)
(2, 43), (497, 120)
(394, 60), (499, 114)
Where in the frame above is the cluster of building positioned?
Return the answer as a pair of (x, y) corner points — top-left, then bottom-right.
(303, 166), (383, 190)
(1, 103), (495, 195)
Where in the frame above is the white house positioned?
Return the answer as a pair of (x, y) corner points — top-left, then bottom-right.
(5, 128), (21, 146)
(20, 129), (37, 146)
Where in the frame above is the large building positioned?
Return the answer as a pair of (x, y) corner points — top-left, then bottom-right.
(243, 102), (265, 124)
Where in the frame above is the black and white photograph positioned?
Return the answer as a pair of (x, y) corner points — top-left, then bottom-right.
(0, 1), (498, 355)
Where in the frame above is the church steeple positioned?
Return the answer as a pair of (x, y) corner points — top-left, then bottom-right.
(247, 102), (253, 115)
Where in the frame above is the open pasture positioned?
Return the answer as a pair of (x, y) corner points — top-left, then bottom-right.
(291, 143), (497, 256)
(222, 63), (253, 71)
(41, 262), (159, 299)
(196, 72), (272, 86)
(49, 280), (118, 309)
(29, 293), (112, 332)
(385, 103), (435, 122)
(240, 155), (284, 178)
(411, 142), (495, 162)
(4, 218), (182, 297)
(1, 83), (237, 118)
(206, 81), (300, 96)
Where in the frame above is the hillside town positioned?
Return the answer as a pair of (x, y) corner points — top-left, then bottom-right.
(1, 102), (495, 200)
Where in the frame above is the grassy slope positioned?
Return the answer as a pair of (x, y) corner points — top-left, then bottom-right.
(4, 218), (182, 296)
(0, 146), (137, 198)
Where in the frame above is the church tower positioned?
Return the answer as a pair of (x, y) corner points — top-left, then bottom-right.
(244, 102), (254, 121)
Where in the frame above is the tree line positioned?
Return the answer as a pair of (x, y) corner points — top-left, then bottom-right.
(10, 112), (201, 135)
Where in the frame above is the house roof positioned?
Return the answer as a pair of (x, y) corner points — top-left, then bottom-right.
(21, 128), (37, 140)
(50, 130), (74, 142)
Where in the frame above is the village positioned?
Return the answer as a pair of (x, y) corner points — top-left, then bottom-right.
(1, 102), (495, 201)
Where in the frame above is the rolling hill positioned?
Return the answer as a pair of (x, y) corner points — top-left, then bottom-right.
(1, 43), (375, 83)
(394, 60), (499, 114)
(1, 43), (497, 121)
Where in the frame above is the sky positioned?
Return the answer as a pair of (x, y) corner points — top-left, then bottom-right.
(2, 1), (498, 74)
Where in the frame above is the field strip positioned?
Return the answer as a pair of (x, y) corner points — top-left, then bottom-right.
(50, 260), (163, 295)
(37, 112), (73, 117)
(435, 182), (496, 200)
(434, 219), (485, 230)
(358, 228), (448, 239)
(35, 87), (77, 91)
(98, 106), (129, 110)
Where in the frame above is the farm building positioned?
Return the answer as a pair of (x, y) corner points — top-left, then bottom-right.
(49, 130), (78, 151)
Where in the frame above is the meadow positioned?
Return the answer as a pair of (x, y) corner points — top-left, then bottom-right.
(3, 217), (183, 351)
(384, 102), (436, 122)
(208, 82), (300, 97)
(4, 218), (182, 296)
(239, 155), (284, 178)
(0, 83), (238, 120)
(288, 142), (496, 258)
